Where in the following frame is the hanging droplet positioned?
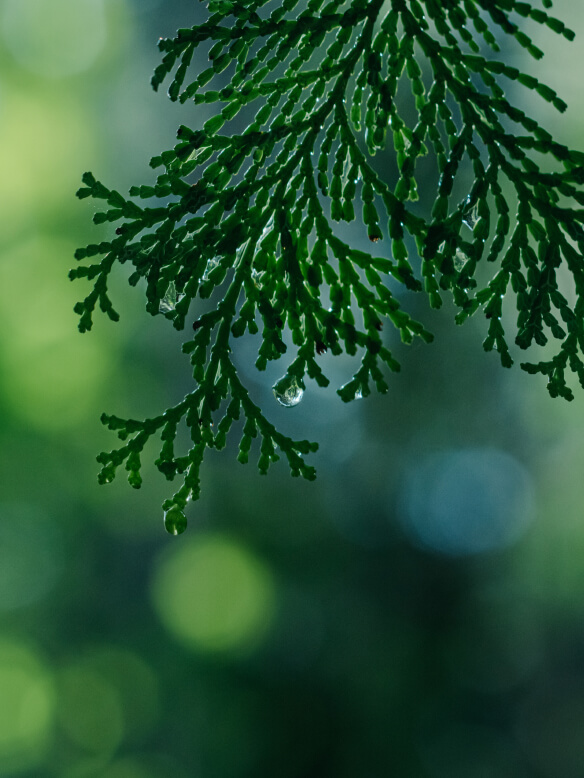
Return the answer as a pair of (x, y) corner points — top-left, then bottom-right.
(454, 249), (468, 271)
(202, 257), (220, 281)
(159, 281), (182, 314)
(272, 374), (304, 407)
(164, 506), (187, 536)
(251, 268), (263, 289)
(462, 199), (479, 229)
(99, 467), (115, 484)
(354, 387), (363, 400)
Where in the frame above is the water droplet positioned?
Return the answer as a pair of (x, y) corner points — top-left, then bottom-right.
(159, 282), (182, 314)
(164, 506), (187, 536)
(251, 268), (263, 289)
(99, 468), (115, 485)
(354, 387), (363, 399)
(462, 199), (479, 229)
(454, 249), (468, 271)
(272, 374), (304, 407)
(202, 257), (220, 281)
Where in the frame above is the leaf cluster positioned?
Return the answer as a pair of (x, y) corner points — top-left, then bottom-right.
(72, 0), (584, 527)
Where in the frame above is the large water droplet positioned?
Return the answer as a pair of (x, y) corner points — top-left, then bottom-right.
(164, 506), (187, 536)
(462, 200), (479, 229)
(272, 375), (304, 407)
(159, 282), (182, 314)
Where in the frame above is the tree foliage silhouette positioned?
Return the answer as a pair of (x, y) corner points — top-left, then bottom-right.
(72, 0), (584, 533)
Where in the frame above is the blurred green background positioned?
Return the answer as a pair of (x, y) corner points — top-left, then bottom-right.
(1, 1), (584, 776)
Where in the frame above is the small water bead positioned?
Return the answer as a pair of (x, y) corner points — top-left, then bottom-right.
(99, 467), (115, 484)
(354, 387), (363, 400)
(272, 375), (304, 407)
(164, 506), (187, 536)
(454, 249), (468, 271)
(159, 282), (182, 314)
(462, 201), (479, 230)
(251, 268), (263, 289)
(202, 258), (220, 281)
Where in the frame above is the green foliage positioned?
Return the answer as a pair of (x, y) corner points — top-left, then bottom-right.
(72, 0), (584, 528)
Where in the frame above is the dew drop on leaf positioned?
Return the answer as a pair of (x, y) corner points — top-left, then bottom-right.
(251, 268), (263, 289)
(462, 200), (479, 229)
(164, 506), (187, 535)
(160, 282), (182, 314)
(202, 258), (220, 281)
(272, 375), (304, 407)
(99, 468), (114, 484)
(454, 249), (468, 271)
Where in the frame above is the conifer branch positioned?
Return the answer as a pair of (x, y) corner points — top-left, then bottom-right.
(73, 0), (584, 531)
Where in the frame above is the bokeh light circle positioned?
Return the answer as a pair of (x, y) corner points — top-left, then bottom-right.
(57, 665), (124, 755)
(0, 639), (55, 773)
(0, 237), (116, 431)
(398, 447), (535, 556)
(0, 0), (107, 78)
(151, 534), (276, 654)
